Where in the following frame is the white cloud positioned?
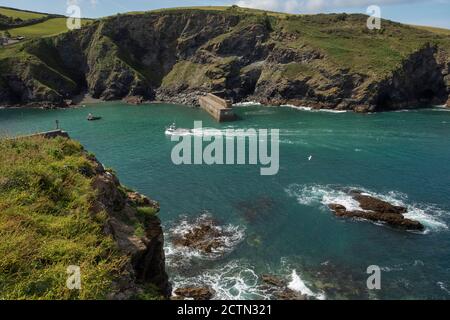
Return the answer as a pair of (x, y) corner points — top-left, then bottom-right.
(235, 0), (436, 13)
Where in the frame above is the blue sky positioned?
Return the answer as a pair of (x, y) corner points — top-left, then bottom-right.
(1, 0), (449, 28)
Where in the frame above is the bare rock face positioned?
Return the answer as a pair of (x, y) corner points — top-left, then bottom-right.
(0, 11), (448, 111)
(327, 190), (424, 231)
(173, 287), (215, 300)
(90, 157), (171, 299)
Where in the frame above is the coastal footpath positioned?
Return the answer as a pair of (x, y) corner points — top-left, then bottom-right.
(0, 134), (170, 299)
(0, 7), (449, 112)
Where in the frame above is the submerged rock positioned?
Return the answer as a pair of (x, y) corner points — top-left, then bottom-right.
(235, 196), (275, 223)
(328, 190), (424, 231)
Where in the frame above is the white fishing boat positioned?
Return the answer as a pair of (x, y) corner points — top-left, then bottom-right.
(165, 123), (192, 136)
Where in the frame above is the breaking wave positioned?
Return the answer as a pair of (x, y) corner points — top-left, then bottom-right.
(233, 101), (262, 106)
(281, 104), (348, 113)
(171, 260), (271, 300)
(288, 270), (326, 300)
(165, 213), (245, 268)
(170, 260), (327, 300)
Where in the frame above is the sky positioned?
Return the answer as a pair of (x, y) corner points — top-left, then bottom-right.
(0, 0), (449, 28)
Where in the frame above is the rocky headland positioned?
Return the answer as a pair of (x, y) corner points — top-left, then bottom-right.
(0, 7), (449, 112)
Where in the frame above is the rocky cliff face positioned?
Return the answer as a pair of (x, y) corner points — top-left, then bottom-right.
(0, 8), (449, 111)
(89, 155), (171, 299)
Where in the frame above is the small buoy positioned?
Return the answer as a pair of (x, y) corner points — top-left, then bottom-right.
(308, 155), (312, 161)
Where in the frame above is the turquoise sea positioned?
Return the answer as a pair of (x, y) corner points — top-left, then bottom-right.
(1, 102), (450, 300)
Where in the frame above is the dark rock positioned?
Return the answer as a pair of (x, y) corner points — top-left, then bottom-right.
(327, 192), (424, 231)
(353, 194), (407, 214)
(91, 161), (171, 298)
(328, 203), (347, 215)
(275, 289), (308, 300)
(172, 222), (224, 253)
(261, 274), (286, 288)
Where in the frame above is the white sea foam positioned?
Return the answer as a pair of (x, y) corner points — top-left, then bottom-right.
(288, 270), (326, 300)
(285, 184), (449, 233)
(171, 261), (271, 300)
(165, 213), (246, 268)
(437, 282), (450, 295)
(281, 104), (312, 111)
(285, 184), (362, 211)
(281, 104), (348, 113)
(233, 101), (262, 106)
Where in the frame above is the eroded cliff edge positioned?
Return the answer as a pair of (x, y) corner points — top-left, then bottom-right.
(0, 8), (449, 111)
(90, 155), (171, 299)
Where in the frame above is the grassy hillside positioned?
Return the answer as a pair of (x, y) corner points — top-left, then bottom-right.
(0, 6), (448, 110)
(140, 5), (290, 17)
(0, 7), (48, 20)
(411, 25), (450, 36)
(0, 136), (126, 299)
(8, 18), (92, 38)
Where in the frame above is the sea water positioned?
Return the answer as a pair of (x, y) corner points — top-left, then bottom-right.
(1, 102), (450, 299)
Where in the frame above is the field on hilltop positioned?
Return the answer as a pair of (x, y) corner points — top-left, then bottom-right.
(0, 7), (48, 20)
(7, 18), (92, 38)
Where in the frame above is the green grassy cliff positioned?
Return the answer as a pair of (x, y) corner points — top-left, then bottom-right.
(0, 135), (170, 299)
(0, 6), (449, 111)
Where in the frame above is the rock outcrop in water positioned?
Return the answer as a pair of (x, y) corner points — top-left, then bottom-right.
(0, 7), (449, 111)
(171, 214), (242, 255)
(328, 190), (424, 231)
